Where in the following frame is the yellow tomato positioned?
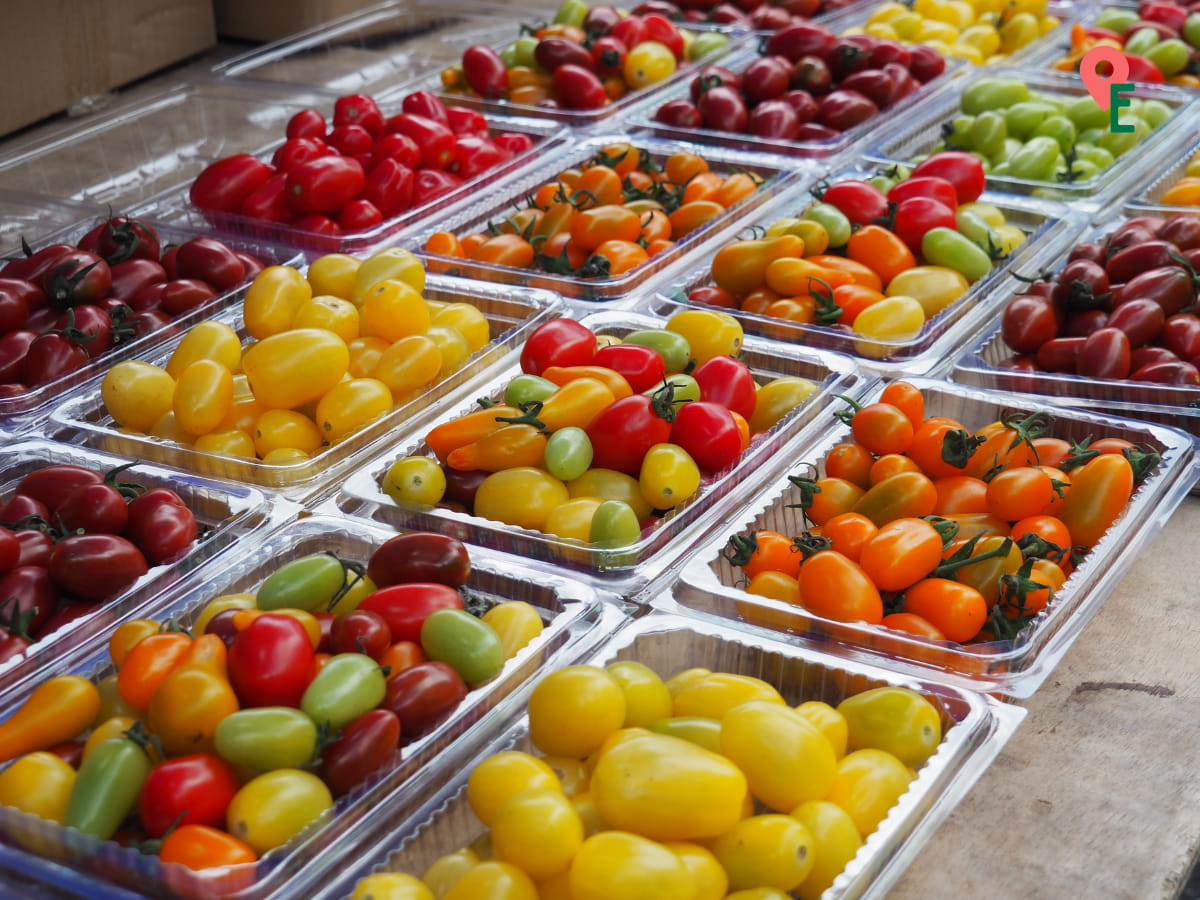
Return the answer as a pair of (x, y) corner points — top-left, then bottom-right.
(474, 468), (570, 532)
(639, 443), (700, 510)
(353, 248), (427, 303)
(791, 800), (864, 900)
(480, 601), (544, 660)
(372, 334), (442, 399)
(569, 831), (694, 900)
(567, 469), (652, 520)
(666, 309), (743, 363)
(444, 862), (537, 900)
(528, 666), (626, 760)
(468, 752), (562, 827)
(543, 497), (605, 542)
(173, 359), (233, 436)
(352, 873), (434, 900)
(431, 302), (490, 352)
(316, 377), (393, 442)
(291, 295), (360, 342)
(794, 700), (848, 758)
(242, 328), (349, 410)
(671, 672), (785, 719)
(82, 716), (139, 761)
(244, 265), (313, 339)
(347, 336), (390, 378)
(307, 253), (360, 301)
(542, 756), (590, 797)
(253, 409), (323, 457)
(720, 701), (837, 812)
(421, 849), (478, 897)
(605, 660), (673, 728)
(886, 266), (968, 316)
(710, 815), (815, 892)
(492, 788), (584, 881)
(362, 279), (431, 342)
(383, 456), (447, 507)
(624, 40), (677, 88)
(195, 429), (257, 458)
(666, 842), (727, 900)
(102, 362), (175, 432)
(0, 752), (76, 823)
(166, 320), (241, 378)
(749, 377), (817, 433)
(217, 395), (266, 435)
(836, 686), (942, 767)
(226, 768), (333, 855)
(827, 748), (914, 837)
(427, 324), (472, 379)
(665, 667), (711, 698)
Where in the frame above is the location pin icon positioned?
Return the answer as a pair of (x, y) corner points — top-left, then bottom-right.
(1079, 46), (1131, 111)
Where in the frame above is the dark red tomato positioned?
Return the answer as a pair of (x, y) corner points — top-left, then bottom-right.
(367, 532), (472, 587)
(893, 197), (957, 253)
(1158, 213), (1200, 250)
(159, 247), (181, 280)
(236, 253), (267, 282)
(0, 287), (28, 334)
(175, 238), (247, 291)
(1002, 295), (1059, 353)
(285, 156), (365, 216)
(240, 173), (293, 222)
(190, 155), (275, 214)
(95, 217), (161, 265)
(160, 280), (219, 316)
(1162, 314), (1200, 360)
(451, 136), (508, 180)
(0, 331), (37, 384)
(0, 566), (57, 637)
(593, 344), (668, 394)
(911, 152), (986, 203)
(765, 22), (837, 61)
(228, 614), (315, 707)
(55, 304), (116, 359)
(1105, 241), (1178, 284)
(656, 98), (704, 129)
(129, 283), (167, 312)
(691, 355), (756, 420)
(822, 180), (888, 226)
(338, 200), (385, 232)
(816, 90), (879, 132)
(13, 530), (53, 569)
(1, 243), (74, 284)
(749, 100), (801, 139)
(591, 36), (629, 77)
(321, 709), (401, 797)
(462, 45), (510, 99)
(31, 601), (98, 641)
(1068, 241), (1105, 264)
(698, 86), (749, 132)
(0, 528), (17, 577)
(331, 609), (392, 660)
(887, 176), (958, 208)
(56, 483), (128, 534)
(587, 394), (673, 474)
(0, 278), (47, 314)
(1133, 360), (1200, 384)
(130, 310), (175, 341)
(708, 4), (751, 25)
(839, 70), (897, 107)
(125, 488), (198, 565)
(520, 319), (597, 375)
(382, 661), (467, 740)
(358, 583), (464, 644)
(287, 108), (327, 140)
(907, 44), (947, 82)
(884, 64), (921, 102)
(1077, 327), (1132, 379)
(272, 137), (331, 174)
(48, 534), (148, 602)
(334, 94), (385, 137)
(138, 753), (240, 838)
(552, 65), (609, 111)
(42, 251), (112, 309)
(584, 4), (624, 35)
(0, 628), (30, 667)
(108, 259), (167, 304)
(742, 56), (792, 102)
(642, 14), (684, 58)
(372, 133), (422, 171)
(204, 608), (241, 648)
(442, 467), (488, 510)
(1117, 266), (1193, 317)
(411, 169), (464, 206)
(869, 39), (912, 68)
(1106, 298), (1165, 348)
(690, 65), (741, 101)
(791, 55), (833, 95)
(1130, 345), (1178, 370)
(362, 159), (415, 219)
(670, 400), (743, 473)
(1036, 336), (1085, 372)
(22, 334), (89, 387)
(1052, 259), (1109, 310)
(750, 5), (794, 29)
(445, 107), (489, 139)
(535, 37), (594, 73)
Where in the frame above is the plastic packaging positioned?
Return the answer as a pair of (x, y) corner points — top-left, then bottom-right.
(49, 275), (562, 501)
(308, 611), (1025, 900)
(625, 44), (966, 161)
(865, 68), (1200, 212)
(0, 218), (300, 436)
(648, 170), (1084, 377)
(1126, 132), (1200, 218)
(0, 438), (290, 698)
(408, 133), (809, 303)
(668, 377), (1198, 698)
(334, 310), (866, 596)
(0, 514), (618, 900)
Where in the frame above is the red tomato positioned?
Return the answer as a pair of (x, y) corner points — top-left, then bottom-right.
(16, 465), (102, 511)
(358, 584), (464, 644)
(821, 180), (889, 226)
(910, 152), (986, 203)
(384, 114), (457, 170)
(593, 344), (666, 394)
(382, 661), (468, 739)
(361, 159), (415, 218)
(0, 566), (57, 638)
(285, 156), (366, 216)
(412, 169), (464, 206)
(190, 155), (275, 214)
(451, 136), (509, 180)
(691, 355), (756, 420)
(227, 614), (315, 708)
(286, 108), (327, 140)
(174, 238), (246, 291)
(587, 394), (674, 474)
(125, 488), (198, 565)
(330, 610), (392, 660)
(320, 708), (401, 796)
(553, 65), (609, 110)
(47, 534), (149, 602)
(462, 45), (510, 99)
(366, 533), (472, 587)
(445, 106), (488, 136)
(56, 483), (128, 535)
(138, 753), (241, 837)
(333, 93), (385, 137)
(520, 320), (597, 376)
(670, 401), (743, 474)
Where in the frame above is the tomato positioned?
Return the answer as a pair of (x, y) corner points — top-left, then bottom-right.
(243, 328), (349, 410)
(352, 874), (435, 900)
(226, 768), (333, 854)
(468, 751), (560, 829)
(1058, 453), (1134, 549)
(903, 577), (987, 642)
(553, 64), (609, 109)
(722, 701), (836, 812)
(420, 608), (505, 687)
(827, 748), (913, 838)
(137, 752), (240, 837)
(214, 707), (318, 771)
(190, 154), (275, 213)
(858, 518), (942, 591)
(228, 614), (315, 707)
(358, 583), (463, 645)
(520, 320), (596, 376)
(125, 487), (199, 565)
(529, 666), (625, 759)
(301, 652), (387, 730)
(851, 402), (914, 457)
(285, 156), (366, 216)
(911, 151), (986, 203)
(837, 686), (941, 766)
(66, 735), (151, 839)
(798, 551), (883, 624)
(334, 93), (384, 136)
(712, 815), (815, 892)
(47, 535), (147, 602)
(490, 787), (584, 882)
(147, 633), (240, 755)
(21, 333), (88, 387)
(382, 661), (467, 739)
(670, 401), (743, 474)
(0, 751), (76, 823)
(159, 824), (256, 870)
(588, 394), (673, 474)
(462, 45), (509, 99)
(318, 708), (400, 798)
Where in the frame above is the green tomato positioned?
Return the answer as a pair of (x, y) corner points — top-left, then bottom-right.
(961, 77), (1030, 114)
(545, 426), (594, 482)
(921, 228), (994, 282)
(420, 608), (506, 686)
(301, 653), (388, 730)
(1124, 27), (1161, 57)
(257, 554), (348, 612)
(1005, 102), (1058, 140)
(944, 114), (976, 150)
(1075, 144), (1114, 170)
(1078, 126), (1107, 145)
(1059, 157), (1101, 182)
(513, 36), (539, 69)
(1008, 136), (1062, 181)
(623, 329), (691, 373)
(499, 43), (520, 69)
(868, 173), (898, 194)
(969, 112), (1007, 158)
(1096, 8), (1140, 33)
(645, 372), (701, 410)
(553, 0), (588, 27)
(993, 160), (1012, 175)
(1140, 100), (1173, 128)
(215, 707), (318, 771)
(505, 373), (557, 407)
(688, 32), (729, 62)
(1066, 96), (1111, 131)
(804, 203), (852, 247)
(1099, 117), (1151, 156)
(1185, 12), (1200, 48)
(1147, 39), (1190, 75)
(65, 738), (151, 840)
(589, 499), (641, 548)
(955, 209), (1000, 253)
(1033, 115), (1077, 151)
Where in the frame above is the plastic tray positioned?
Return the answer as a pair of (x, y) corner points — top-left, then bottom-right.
(0, 439), (291, 699)
(49, 275), (562, 501)
(626, 44), (966, 161)
(952, 213), (1200, 439)
(0, 219), (300, 437)
(1125, 132), (1200, 217)
(0, 514), (618, 900)
(668, 377), (1198, 698)
(333, 310), (867, 597)
(0, 191), (110, 260)
(306, 612), (1026, 900)
(408, 133), (806, 303)
(648, 172), (1084, 377)
(864, 68), (1200, 212)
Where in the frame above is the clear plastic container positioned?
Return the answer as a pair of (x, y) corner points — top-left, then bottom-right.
(0, 514), (618, 900)
(333, 310), (866, 596)
(864, 68), (1200, 211)
(0, 218), (300, 436)
(0, 191), (107, 260)
(0, 439), (291, 698)
(648, 171), (1084, 377)
(668, 377), (1198, 698)
(306, 612), (1025, 900)
(952, 213), (1200, 440)
(49, 275), (562, 501)
(407, 133), (808, 303)
(213, 0), (536, 96)
(625, 44), (966, 161)
(1125, 132), (1200, 217)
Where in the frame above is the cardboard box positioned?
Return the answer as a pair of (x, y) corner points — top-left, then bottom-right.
(214, 0), (385, 43)
(0, 0), (216, 136)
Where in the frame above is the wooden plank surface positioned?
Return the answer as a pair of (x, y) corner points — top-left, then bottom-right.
(891, 497), (1200, 900)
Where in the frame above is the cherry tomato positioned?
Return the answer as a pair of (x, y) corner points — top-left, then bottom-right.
(382, 661), (468, 739)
